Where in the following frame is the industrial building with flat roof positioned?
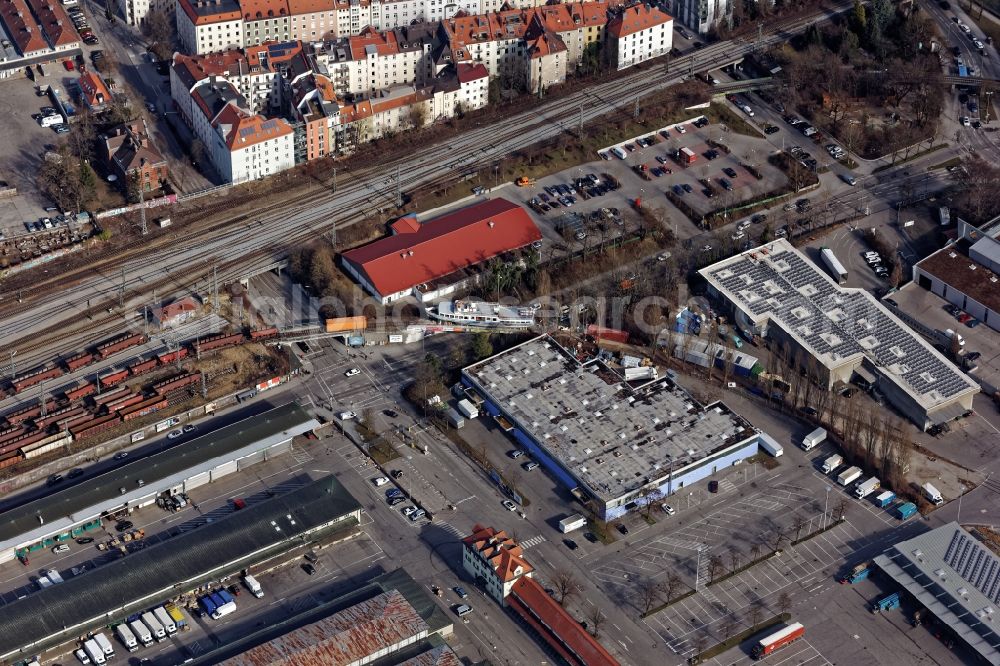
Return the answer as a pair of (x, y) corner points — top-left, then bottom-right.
(202, 569), (457, 665)
(913, 242), (1000, 334)
(874, 522), (1000, 665)
(461, 336), (759, 520)
(0, 402), (319, 563)
(699, 239), (979, 430)
(0, 474), (362, 662)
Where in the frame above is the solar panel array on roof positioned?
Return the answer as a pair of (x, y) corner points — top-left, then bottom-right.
(703, 242), (974, 403)
(944, 530), (1000, 604)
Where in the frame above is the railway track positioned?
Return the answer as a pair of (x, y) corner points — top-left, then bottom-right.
(0, 1), (853, 366)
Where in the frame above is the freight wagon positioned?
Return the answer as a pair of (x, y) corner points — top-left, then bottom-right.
(91, 387), (131, 407)
(64, 382), (97, 402)
(0, 451), (22, 470)
(50, 407), (88, 431)
(104, 393), (144, 414)
(4, 400), (56, 425)
(120, 396), (168, 421)
(63, 352), (96, 372)
(156, 348), (188, 365)
(196, 333), (244, 352)
(70, 414), (122, 439)
(153, 373), (200, 395)
(99, 370), (130, 390)
(127, 358), (158, 376)
(0, 426), (28, 446)
(11, 366), (64, 393)
(20, 431), (72, 458)
(32, 405), (84, 430)
(95, 333), (147, 358)
(249, 327), (279, 340)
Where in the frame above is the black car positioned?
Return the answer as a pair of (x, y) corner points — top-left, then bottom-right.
(76, 537), (94, 544)
(583, 532), (598, 543)
(966, 351), (982, 362)
(702, 188), (715, 198)
(939, 0), (950, 7)
(115, 521), (134, 532)
(723, 167), (738, 178)
(801, 406), (819, 417)
(564, 539), (579, 550)
(47, 474), (63, 485)
(764, 125), (780, 134)
(302, 563), (317, 575)
(304, 551), (319, 563)
(67, 468), (85, 479)
(681, 183), (693, 193)
(616, 524), (629, 535)
(945, 304), (962, 317)
(390, 469), (403, 479)
(388, 496), (405, 506)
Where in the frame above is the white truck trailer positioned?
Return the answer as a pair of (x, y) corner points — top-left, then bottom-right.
(115, 624), (138, 652)
(757, 432), (784, 457)
(558, 514), (587, 533)
(837, 466), (863, 486)
(243, 574), (264, 598)
(923, 482), (944, 505)
(129, 619), (153, 646)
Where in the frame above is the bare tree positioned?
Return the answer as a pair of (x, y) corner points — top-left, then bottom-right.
(693, 632), (709, 657)
(728, 546), (742, 573)
(663, 572), (683, 603)
(708, 555), (725, 584)
(748, 599), (764, 630)
(767, 529), (787, 553)
(587, 606), (606, 637)
(791, 513), (808, 542)
(778, 591), (792, 616)
(720, 613), (739, 641)
(552, 571), (578, 605)
(639, 578), (663, 614)
(833, 498), (849, 524)
(749, 541), (763, 562)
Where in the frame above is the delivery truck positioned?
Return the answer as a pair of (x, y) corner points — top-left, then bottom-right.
(751, 623), (805, 658)
(154, 605), (177, 634)
(164, 602), (188, 630)
(679, 146), (697, 164)
(243, 574), (264, 598)
(83, 639), (106, 665)
(874, 490), (896, 508)
(801, 427), (826, 451)
(855, 477), (880, 499)
(129, 619), (153, 646)
(457, 399), (478, 419)
(141, 610), (166, 641)
(558, 514), (587, 533)
(115, 623), (138, 652)
(93, 632), (115, 659)
(894, 502), (918, 520)
(837, 466), (862, 486)
(757, 431), (784, 457)
(820, 247), (848, 285)
(922, 482), (944, 505)
(822, 454), (843, 473)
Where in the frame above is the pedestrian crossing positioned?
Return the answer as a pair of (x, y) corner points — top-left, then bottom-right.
(436, 522), (464, 538)
(290, 445), (313, 465)
(520, 535), (547, 550)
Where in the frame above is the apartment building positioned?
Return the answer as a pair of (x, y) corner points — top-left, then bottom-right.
(121, 0), (174, 28)
(314, 24), (436, 96)
(606, 2), (671, 70)
(176, 0), (244, 54)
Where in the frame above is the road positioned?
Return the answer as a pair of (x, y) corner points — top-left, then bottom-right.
(0, 1), (860, 360)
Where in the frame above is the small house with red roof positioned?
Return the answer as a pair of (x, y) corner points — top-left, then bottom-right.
(340, 198), (541, 304)
(78, 69), (112, 112)
(461, 524), (534, 603)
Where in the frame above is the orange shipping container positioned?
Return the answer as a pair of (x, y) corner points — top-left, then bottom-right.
(325, 316), (367, 333)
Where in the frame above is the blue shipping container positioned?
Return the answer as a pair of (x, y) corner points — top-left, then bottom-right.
(199, 596), (217, 615)
(217, 589), (235, 605)
(894, 502), (917, 520)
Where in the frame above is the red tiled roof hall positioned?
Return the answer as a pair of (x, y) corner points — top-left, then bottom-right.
(508, 577), (620, 666)
(341, 198), (541, 299)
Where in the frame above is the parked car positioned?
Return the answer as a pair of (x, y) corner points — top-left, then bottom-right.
(563, 538), (579, 550)
(502, 500), (517, 511)
(115, 521), (134, 532)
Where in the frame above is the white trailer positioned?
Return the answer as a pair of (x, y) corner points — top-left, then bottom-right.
(757, 432), (784, 457)
(801, 427), (826, 451)
(129, 619), (153, 646)
(923, 482), (944, 505)
(854, 477), (881, 499)
(822, 454), (843, 474)
(457, 399), (478, 419)
(624, 366), (658, 381)
(141, 611), (166, 641)
(820, 248), (848, 284)
(558, 514), (587, 533)
(837, 466), (863, 486)
(83, 639), (106, 665)
(115, 624), (139, 652)
(243, 574), (264, 598)
(153, 606), (177, 634)
(93, 632), (115, 659)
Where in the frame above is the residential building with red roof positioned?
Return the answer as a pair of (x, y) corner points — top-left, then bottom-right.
(78, 68), (112, 111)
(150, 295), (200, 329)
(462, 524), (621, 666)
(0, 0), (49, 56)
(211, 103), (295, 182)
(24, 0), (79, 51)
(461, 524), (534, 603)
(606, 2), (671, 70)
(119, 0), (173, 29)
(176, 0), (244, 54)
(317, 25), (431, 96)
(287, 0), (338, 41)
(102, 120), (170, 195)
(341, 198), (541, 303)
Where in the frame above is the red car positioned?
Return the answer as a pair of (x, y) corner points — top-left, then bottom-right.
(63, 59), (74, 71)
(957, 312), (973, 324)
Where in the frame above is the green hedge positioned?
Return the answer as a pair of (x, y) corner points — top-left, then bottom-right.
(642, 587), (697, 618)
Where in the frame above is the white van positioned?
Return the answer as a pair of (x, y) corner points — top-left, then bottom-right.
(39, 114), (62, 127)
